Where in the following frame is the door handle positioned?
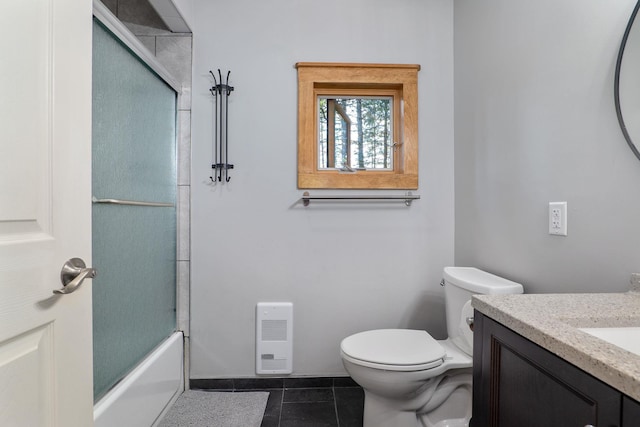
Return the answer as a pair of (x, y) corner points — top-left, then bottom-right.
(53, 258), (96, 295)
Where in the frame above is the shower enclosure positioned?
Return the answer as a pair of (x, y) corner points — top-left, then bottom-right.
(91, 4), (183, 424)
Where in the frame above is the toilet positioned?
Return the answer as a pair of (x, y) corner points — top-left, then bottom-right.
(340, 267), (523, 427)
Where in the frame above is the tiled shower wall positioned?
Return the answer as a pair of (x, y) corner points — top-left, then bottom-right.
(101, 0), (192, 379)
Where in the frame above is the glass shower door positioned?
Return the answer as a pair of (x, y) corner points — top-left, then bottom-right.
(92, 19), (177, 401)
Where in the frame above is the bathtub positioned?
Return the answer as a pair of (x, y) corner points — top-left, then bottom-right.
(94, 332), (184, 427)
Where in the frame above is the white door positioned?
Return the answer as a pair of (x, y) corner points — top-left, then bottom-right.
(0, 1), (94, 426)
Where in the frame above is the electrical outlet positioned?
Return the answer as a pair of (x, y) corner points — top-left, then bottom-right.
(549, 202), (567, 236)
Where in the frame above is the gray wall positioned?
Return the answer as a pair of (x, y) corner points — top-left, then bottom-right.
(189, 0), (455, 378)
(454, 0), (640, 293)
(101, 0), (169, 32)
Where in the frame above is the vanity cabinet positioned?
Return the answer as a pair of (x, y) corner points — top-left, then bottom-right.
(472, 312), (639, 427)
(623, 396), (640, 426)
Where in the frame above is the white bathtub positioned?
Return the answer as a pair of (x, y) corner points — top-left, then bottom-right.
(94, 332), (184, 427)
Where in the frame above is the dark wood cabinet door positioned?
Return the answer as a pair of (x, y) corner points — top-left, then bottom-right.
(623, 396), (640, 427)
(472, 312), (621, 427)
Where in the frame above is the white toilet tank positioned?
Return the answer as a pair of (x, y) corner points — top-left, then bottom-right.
(443, 267), (523, 355)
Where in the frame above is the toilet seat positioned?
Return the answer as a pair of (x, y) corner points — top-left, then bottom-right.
(340, 329), (446, 372)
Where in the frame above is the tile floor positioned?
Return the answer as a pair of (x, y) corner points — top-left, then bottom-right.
(190, 377), (364, 427)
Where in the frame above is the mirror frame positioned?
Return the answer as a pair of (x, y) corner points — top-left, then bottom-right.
(615, 0), (640, 161)
(296, 62), (420, 189)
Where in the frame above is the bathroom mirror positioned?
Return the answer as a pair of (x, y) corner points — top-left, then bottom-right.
(615, 1), (640, 160)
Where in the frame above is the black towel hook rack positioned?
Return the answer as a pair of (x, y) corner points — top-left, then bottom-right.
(209, 69), (234, 183)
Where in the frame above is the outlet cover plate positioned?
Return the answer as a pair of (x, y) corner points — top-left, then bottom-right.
(549, 201), (567, 236)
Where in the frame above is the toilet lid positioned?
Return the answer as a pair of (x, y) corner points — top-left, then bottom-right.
(341, 329), (445, 368)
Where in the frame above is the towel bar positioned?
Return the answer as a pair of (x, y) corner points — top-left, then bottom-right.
(301, 191), (419, 206)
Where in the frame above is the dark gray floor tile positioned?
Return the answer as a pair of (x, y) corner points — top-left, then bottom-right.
(280, 401), (338, 427)
(263, 389), (283, 416)
(333, 376), (359, 388)
(260, 413), (280, 427)
(260, 389), (282, 427)
(335, 387), (364, 427)
(191, 377), (364, 427)
(284, 388), (334, 403)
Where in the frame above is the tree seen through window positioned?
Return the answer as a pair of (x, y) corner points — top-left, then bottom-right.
(318, 97), (393, 170)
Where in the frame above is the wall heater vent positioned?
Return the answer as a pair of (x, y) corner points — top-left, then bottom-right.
(256, 303), (293, 374)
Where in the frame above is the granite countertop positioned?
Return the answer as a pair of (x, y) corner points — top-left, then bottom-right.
(472, 285), (640, 402)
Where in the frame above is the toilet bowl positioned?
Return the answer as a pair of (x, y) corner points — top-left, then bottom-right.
(340, 267), (523, 427)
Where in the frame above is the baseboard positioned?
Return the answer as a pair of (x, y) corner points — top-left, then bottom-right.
(190, 376), (359, 390)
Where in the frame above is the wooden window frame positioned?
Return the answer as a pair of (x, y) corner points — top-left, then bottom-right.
(296, 62), (420, 189)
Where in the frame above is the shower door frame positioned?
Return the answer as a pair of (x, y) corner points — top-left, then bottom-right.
(92, 1), (186, 425)
(93, 1), (180, 93)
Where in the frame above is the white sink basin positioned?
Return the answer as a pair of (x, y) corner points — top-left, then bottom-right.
(579, 327), (640, 357)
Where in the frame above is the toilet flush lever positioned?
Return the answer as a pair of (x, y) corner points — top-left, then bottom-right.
(466, 317), (474, 331)
(440, 279), (445, 287)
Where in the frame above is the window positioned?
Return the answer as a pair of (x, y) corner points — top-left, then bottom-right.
(296, 62), (420, 189)
(318, 96), (393, 170)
